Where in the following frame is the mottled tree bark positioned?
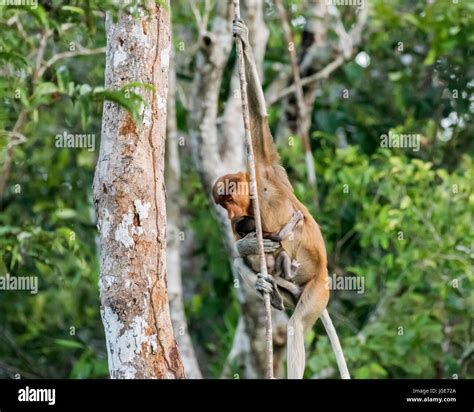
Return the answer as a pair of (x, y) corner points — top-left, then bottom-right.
(93, 1), (184, 379)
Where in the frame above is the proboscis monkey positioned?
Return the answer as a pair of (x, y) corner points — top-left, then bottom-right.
(213, 19), (330, 379)
(233, 212), (304, 310)
(212, 174), (304, 310)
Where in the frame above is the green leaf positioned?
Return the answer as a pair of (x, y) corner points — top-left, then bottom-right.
(0, 52), (29, 67)
(354, 363), (388, 378)
(61, 5), (85, 15)
(123, 82), (155, 92)
(92, 88), (145, 124)
(79, 95), (91, 129)
(28, 5), (50, 28)
(402, 13), (423, 30)
(424, 48), (436, 66)
(54, 339), (84, 349)
(35, 82), (59, 97)
(56, 66), (70, 93)
(79, 84), (93, 95)
(388, 72), (403, 82)
(53, 209), (77, 219)
(400, 195), (411, 209)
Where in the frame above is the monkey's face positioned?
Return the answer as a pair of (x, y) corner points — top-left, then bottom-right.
(212, 172), (252, 222)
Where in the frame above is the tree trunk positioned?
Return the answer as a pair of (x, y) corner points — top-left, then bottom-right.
(93, 1), (184, 379)
(276, 0), (368, 140)
(277, 0), (330, 142)
(166, 53), (202, 379)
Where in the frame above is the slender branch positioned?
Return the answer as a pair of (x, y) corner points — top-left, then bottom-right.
(32, 30), (50, 84)
(189, 0), (203, 32)
(0, 29), (50, 204)
(176, 81), (190, 110)
(189, 0), (214, 36)
(275, 0), (317, 193)
(7, 15), (29, 41)
(1, 131), (27, 148)
(0, 361), (41, 379)
(233, 0), (274, 380)
(38, 46), (106, 78)
(201, 0), (213, 33)
(328, 3), (353, 58)
(268, 1), (369, 105)
(349, 3), (370, 46)
(0, 111), (28, 205)
(268, 55), (345, 105)
(1, 32), (106, 203)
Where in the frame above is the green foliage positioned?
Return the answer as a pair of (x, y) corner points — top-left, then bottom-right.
(270, 0), (473, 379)
(301, 144), (473, 378)
(0, 0), (115, 378)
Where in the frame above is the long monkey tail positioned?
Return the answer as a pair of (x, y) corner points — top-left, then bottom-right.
(287, 276), (329, 379)
(321, 309), (351, 379)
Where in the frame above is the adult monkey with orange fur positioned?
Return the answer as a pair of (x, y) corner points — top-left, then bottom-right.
(230, 18), (330, 379)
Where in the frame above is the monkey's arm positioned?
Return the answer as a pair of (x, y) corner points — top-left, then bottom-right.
(234, 257), (258, 287)
(268, 210), (304, 242)
(235, 232), (279, 256)
(233, 19), (267, 118)
(234, 257), (284, 311)
(233, 18), (284, 166)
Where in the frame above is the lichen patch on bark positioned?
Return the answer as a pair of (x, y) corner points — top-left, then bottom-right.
(114, 212), (135, 248)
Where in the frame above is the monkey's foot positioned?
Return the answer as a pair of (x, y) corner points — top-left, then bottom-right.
(289, 260), (300, 279)
(255, 274), (284, 311)
(291, 210), (304, 222)
(255, 274), (273, 294)
(232, 18), (249, 46)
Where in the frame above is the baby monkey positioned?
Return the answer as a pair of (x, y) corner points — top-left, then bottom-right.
(234, 210), (304, 310)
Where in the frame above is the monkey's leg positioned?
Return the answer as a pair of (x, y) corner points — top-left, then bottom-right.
(234, 257), (258, 289)
(290, 260), (300, 277)
(275, 210), (304, 240)
(287, 276), (329, 379)
(277, 251), (294, 281)
(275, 277), (302, 303)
